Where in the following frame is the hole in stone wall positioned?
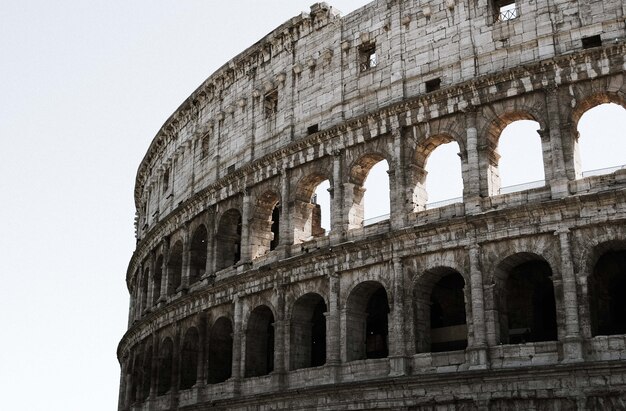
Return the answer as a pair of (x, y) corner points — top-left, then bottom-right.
(216, 209), (242, 270)
(494, 0), (518, 22)
(358, 43), (377, 72)
(582, 35), (602, 49)
(423, 141), (463, 209)
(180, 328), (200, 390)
(589, 250), (626, 336)
(425, 78), (441, 93)
(264, 90), (278, 118)
(207, 317), (233, 384)
(245, 306), (275, 377)
(430, 273), (468, 352)
(363, 160), (390, 225)
(307, 124), (319, 135)
(290, 293), (327, 370)
(346, 281), (389, 361)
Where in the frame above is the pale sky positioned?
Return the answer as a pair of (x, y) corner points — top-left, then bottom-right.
(1, 2), (624, 411)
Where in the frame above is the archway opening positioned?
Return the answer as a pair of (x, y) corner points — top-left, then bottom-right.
(157, 338), (174, 396)
(153, 255), (163, 305)
(130, 352), (142, 404)
(189, 225), (208, 285)
(245, 305), (275, 377)
(180, 327), (200, 390)
(141, 346), (152, 401)
(423, 141), (463, 209)
(363, 160), (390, 225)
(294, 175), (331, 243)
(496, 256), (557, 344)
(576, 102), (626, 177)
(207, 317), (233, 384)
(167, 241), (183, 296)
(346, 281), (389, 361)
(215, 209), (242, 270)
(250, 191), (280, 259)
(290, 293), (327, 370)
(140, 267), (149, 312)
(589, 249), (626, 336)
(496, 120), (545, 194)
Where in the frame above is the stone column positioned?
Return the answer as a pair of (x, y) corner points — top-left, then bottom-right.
(278, 169), (292, 248)
(326, 272), (341, 382)
(272, 285), (287, 389)
(170, 329), (181, 409)
(330, 150), (344, 241)
(230, 294), (243, 394)
(158, 238), (169, 304)
(467, 244), (489, 369)
(203, 208), (216, 280)
(556, 227), (584, 362)
(149, 337), (159, 400)
(240, 190), (251, 263)
(180, 224), (191, 291)
(389, 128), (406, 229)
(196, 315), (207, 388)
(389, 258), (408, 375)
(544, 86), (571, 197)
(146, 252), (156, 311)
(464, 106), (482, 212)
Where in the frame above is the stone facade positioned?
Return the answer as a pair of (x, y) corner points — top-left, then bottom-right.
(118, 0), (626, 409)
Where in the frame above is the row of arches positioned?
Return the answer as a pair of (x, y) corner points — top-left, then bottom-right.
(132, 102), (626, 315)
(125, 245), (626, 406)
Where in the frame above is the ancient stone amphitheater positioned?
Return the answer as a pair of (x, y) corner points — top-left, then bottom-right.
(118, 0), (626, 409)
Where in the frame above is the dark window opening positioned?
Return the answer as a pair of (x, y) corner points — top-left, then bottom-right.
(180, 328), (200, 390)
(227, 164), (236, 174)
(216, 209), (242, 270)
(152, 255), (163, 305)
(359, 43), (377, 72)
(589, 250), (626, 336)
(157, 338), (174, 395)
(141, 347), (152, 401)
(504, 260), (557, 344)
(307, 124), (319, 135)
(269, 205), (280, 251)
(167, 241), (183, 295)
(366, 287), (389, 359)
(189, 226), (208, 285)
(264, 90), (278, 118)
(207, 317), (233, 384)
(245, 306), (275, 377)
(290, 293), (327, 370)
(582, 35), (602, 49)
(494, 0), (518, 22)
(430, 273), (468, 352)
(162, 168), (170, 193)
(425, 78), (442, 93)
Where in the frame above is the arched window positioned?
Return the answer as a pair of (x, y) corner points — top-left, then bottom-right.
(494, 254), (557, 344)
(348, 155), (390, 228)
(290, 293), (327, 370)
(207, 317), (233, 384)
(422, 141), (463, 209)
(414, 268), (467, 353)
(140, 267), (149, 312)
(245, 305), (275, 377)
(157, 338), (173, 395)
(249, 191), (280, 259)
(576, 102), (626, 177)
(496, 120), (545, 194)
(189, 225), (208, 285)
(130, 351), (142, 404)
(589, 248), (626, 336)
(346, 281), (389, 361)
(215, 209), (242, 270)
(141, 345), (153, 401)
(153, 255), (163, 305)
(167, 241), (183, 296)
(294, 174), (331, 243)
(180, 327), (200, 390)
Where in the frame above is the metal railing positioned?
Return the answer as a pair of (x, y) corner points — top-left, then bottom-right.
(361, 164), (625, 226)
(496, 5), (519, 22)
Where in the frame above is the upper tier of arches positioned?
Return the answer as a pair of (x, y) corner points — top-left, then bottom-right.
(133, 0), (626, 236)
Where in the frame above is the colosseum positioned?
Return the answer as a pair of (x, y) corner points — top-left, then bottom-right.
(118, 0), (626, 409)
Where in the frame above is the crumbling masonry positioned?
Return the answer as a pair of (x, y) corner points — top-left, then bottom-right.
(118, 0), (626, 409)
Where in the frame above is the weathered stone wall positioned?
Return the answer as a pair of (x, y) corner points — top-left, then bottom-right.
(119, 0), (626, 409)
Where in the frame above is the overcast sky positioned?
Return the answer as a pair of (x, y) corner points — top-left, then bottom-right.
(1, 2), (624, 410)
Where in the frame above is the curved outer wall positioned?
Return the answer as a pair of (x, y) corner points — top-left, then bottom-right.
(120, 0), (626, 409)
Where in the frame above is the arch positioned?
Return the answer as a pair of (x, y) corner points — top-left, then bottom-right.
(140, 266), (149, 312)
(482, 109), (547, 196)
(293, 173), (331, 243)
(157, 337), (174, 395)
(492, 253), (557, 344)
(249, 190), (281, 259)
(207, 316), (233, 384)
(215, 209), (242, 270)
(167, 241), (183, 295)
(575, 101), (626, 178)
(290, 293), (327, 370)
(130, 350), (143, 404)
(189, 225), (208, 285)
(413, 267), (467, 353)
(245, 305), (275, 377)
(345, 281), (390, 361)
(347, 153), (391, 229)
(153, 254), (163, 305)
(588, 241), (626, 336)
(141, 345), (153, 400)
(413, 134), (464, 210)
(497, 119), (545, 192)
(180, 327), (200, 390)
